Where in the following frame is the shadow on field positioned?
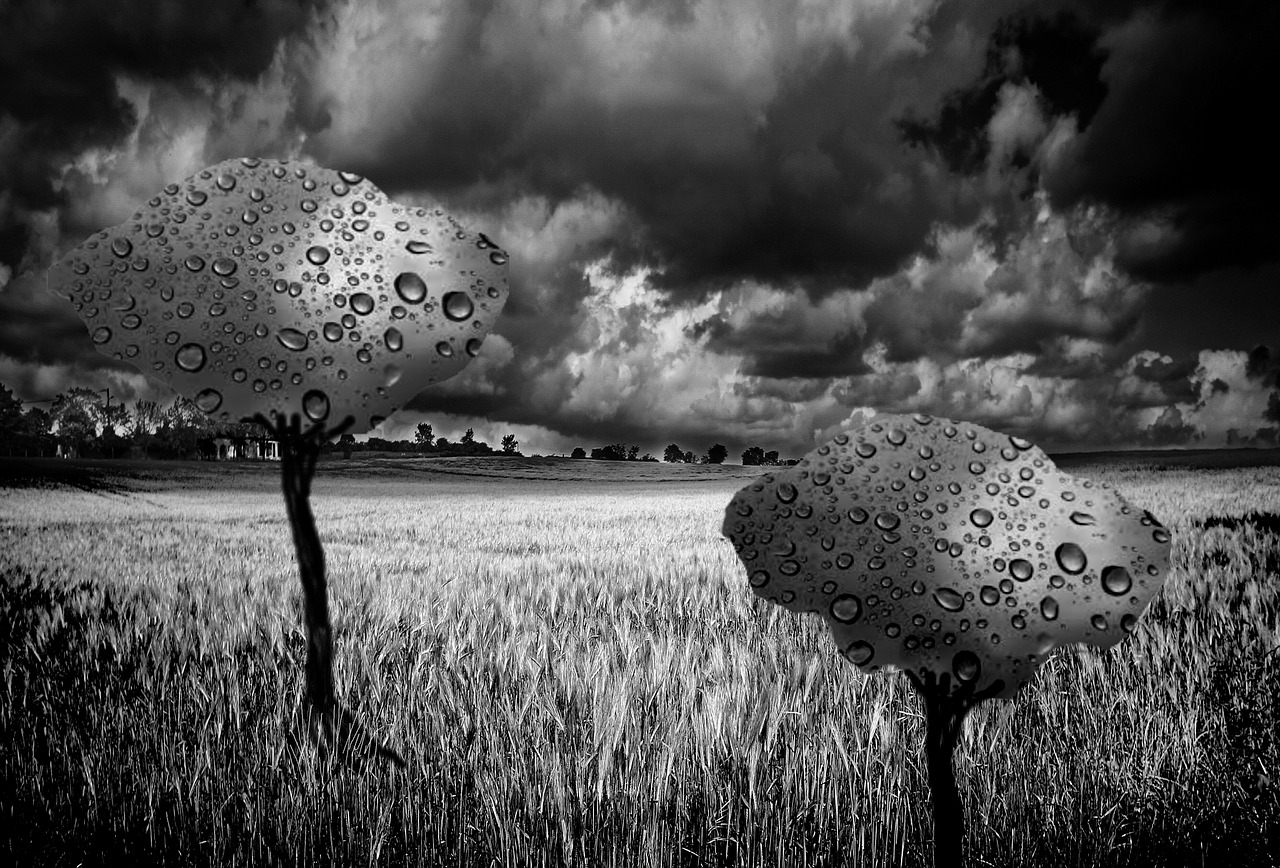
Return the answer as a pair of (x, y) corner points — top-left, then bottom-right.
(0, 457), (136, 495)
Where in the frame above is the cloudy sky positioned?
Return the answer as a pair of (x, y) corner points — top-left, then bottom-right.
(2, 0), (1277, 458)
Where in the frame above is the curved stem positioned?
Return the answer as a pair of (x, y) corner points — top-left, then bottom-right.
(249, 411), (404, 768)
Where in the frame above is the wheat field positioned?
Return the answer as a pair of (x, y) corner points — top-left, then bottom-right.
(1, 455), (1277, 867)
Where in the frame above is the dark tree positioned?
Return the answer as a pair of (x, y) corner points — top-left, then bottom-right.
(461, 427), (475, 445)
(765, 450), (779, 465)
(501, 433), (518, 454)
(627, 444), (639, 461)
(706, 444), (728, 464)
(742, 446), (765, 466)
(339, 433), (356, 459)
(570, 446), (586, 458)
(414, 422), (433, 449)
(663, 443), (684, 463)
(683, 450), (694, 463)
(590, 444), (628, 461)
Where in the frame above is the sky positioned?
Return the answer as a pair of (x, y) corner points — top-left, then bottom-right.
(1, 0), (1277, 459)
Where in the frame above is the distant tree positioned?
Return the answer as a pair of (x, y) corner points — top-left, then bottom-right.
(627, 444), (639, 461)
(641, 453), (656, 462)
(17, 407), (54, 456)
(0, 384), (23, 455)
(340, 433), (356, 459)
(765, 450), (779, 465)
(132, 400), (161, 435)
(415, 422), (433, 448)
(663, 443), (684, 463)
(706, 444), (728, 464)
(461, 427), (475, 445)
(436, 436), (449, 449)
(590, 443), (628, 460)
(50, 389), (99, 458)
(741, 446), (765, 466)
(570, 446), (586, 459)
(683, 450), (695, 463)
(501, 433), (518, 454)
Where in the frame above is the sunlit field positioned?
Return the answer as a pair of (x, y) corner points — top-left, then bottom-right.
(2, 454), (1278, 867)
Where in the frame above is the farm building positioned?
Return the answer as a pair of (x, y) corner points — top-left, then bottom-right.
(210, 436), (280, 461)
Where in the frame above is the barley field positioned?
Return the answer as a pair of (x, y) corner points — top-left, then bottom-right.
(1, 454), (1278, 867)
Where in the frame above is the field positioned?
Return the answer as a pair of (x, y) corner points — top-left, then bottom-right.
(1, 453), (1278, 867)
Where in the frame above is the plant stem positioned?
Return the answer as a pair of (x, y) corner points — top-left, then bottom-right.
(906, 670), (1001, 868)
(253, 412), (405, 768)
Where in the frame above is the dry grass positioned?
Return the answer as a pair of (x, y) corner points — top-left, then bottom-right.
(1, 457), (1278, 867)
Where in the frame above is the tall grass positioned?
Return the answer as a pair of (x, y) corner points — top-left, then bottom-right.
(1, 459), (1278, 867)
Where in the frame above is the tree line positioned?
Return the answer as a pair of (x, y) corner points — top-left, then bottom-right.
(566, 442), (796, 465)
(0, 383), (522, 461)
(1, 381), (796, 465)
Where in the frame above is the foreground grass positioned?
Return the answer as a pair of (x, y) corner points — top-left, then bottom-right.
(1, 458), (1278, 867)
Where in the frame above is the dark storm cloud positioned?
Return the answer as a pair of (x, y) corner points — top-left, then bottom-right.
(0, 0), (324, 267)
(903, 0), (1280, 285)
(297, 0), (1015, 301)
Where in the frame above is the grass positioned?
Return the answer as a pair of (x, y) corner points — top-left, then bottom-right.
(1, 455), (1278, 867)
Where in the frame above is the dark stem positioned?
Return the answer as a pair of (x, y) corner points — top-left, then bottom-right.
(905, 670), (1004, 868)
(250, 411), (405, 768)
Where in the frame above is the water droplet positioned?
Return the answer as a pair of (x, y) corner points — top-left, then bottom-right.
(406, 240), (432, 254)
(874, 513), (900, 531)
(489, 251), (508, 265)
(121, 314), (141, 330)
(969, 461), (985, 475)
(384, 327), (403, 351)
(184, 255), (205, 272)
(175, 343), (206, 372)
(970, 508), (993, 528)
(844, 641), (874, 665)
(1091, 614), (1107, 631)
(848, 507), (869, 524)
(302, 389), (330, 422)
(110, 237), (132, 257)
(1009, 559), (1033, 581)
(855, 442), (876, 458)
(1069, 511), (1096, 526)
(186, 189), (207, 206)
(1009, 435), (1033, 449)
(749, 569), (769, 588)
(194, 388), (222, 413)
(305, 245), (330, 266)
(322, 322), (343, 342)
(980, 586), (1000, 606)
(442, 291), (474, 321)
(1055, 542), (1087, 575)
(436, 341), (454, 358)
(1101, 566), (1132, 596)
(277, 328), (308, 351)
(91, 326), (112, 345)
(1121, 614), (1137, 633)
(779, 559), (800, 576)
(350, 293), (375, 315)
(211, 257), (237, 277)
(868, 556), (886, 570)
(776, 483), (798, 504)
(952, 651), (981, 683)
(393, 272), (428, 304)
(933, 588), (964, 612)
(465, 338), (484, 356)
(216, 173), (236, 191)
(1152, 528), (1170, 544)
(886, 428), (906, 446)
(1040, 596), (1059, 621)
(831, 594), (862, 623)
